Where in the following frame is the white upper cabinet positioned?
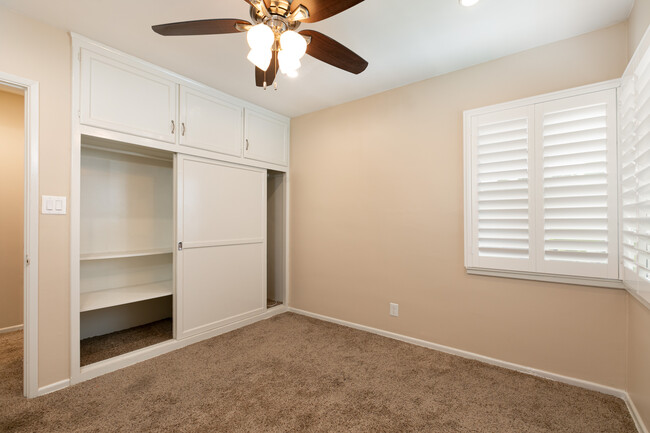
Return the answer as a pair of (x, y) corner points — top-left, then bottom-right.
(244, 108), (290, 166)
(75, 36), (290, 169)
(179, 86), (244, 157)
(80, 49), (178, 143)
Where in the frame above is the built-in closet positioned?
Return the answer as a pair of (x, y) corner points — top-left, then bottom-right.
(79, 138), (174, 365)
(71, 34), (290, 381)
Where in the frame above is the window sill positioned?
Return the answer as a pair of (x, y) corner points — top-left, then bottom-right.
(466, 267), (625, 290)
(626, 287), (650, 310)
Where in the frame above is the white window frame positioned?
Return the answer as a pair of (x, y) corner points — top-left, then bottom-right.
(463, 79), (624, 289)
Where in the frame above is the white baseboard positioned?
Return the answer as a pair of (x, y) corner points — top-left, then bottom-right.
(626, 393), (649, 433)
(0, 324), (23, 334)
(37, 379), (70, 396)
(288, 308), (626, 397)
(71, 306), (288, 385)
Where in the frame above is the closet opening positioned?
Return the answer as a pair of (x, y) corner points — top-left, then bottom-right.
(79, 137), (174, 366)
(267, 170), (286, 309)
(0, 84), (26, 393)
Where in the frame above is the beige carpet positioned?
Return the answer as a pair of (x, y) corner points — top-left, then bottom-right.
(0, 313), (636, 432)
(80, 318), (173, 366)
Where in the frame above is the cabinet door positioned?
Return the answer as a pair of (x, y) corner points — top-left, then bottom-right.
(179, 86), (243, 157)
(80, 49), (178, 143)
(244, 108), (289, 166)
(176, 155), (266, 339)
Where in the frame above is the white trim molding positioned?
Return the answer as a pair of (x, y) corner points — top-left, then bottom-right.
(288, 307), (647, 431)
(0, 324), (24, 334)
(626, 394), (649, 433)
(37, 379), (71, 397)
(467, 268), (625, 289)
(0, 70), (40, 399)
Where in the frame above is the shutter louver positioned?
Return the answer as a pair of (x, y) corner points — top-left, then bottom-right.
(536, 90), (618, 279)
(471, 107), (534, 271)
(620, 75), (638, 282)
(541, 103), (609, 264)
(622, 38), (650, 293)
(637, 54), (650, 286)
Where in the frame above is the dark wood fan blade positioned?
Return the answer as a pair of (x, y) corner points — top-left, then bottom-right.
(152, 19), (250, 36)
(300, 30), (368, 74)
(255, 51), (278, 87)
(292, 0), (365, 23)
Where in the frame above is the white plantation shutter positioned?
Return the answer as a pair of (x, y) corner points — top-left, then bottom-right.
(620, 74), (639, 285)
(465, 86), (619, 281)
(470, 107), (535, 271)
(621, 37), (650, 294)
(535, 91), (618, 279)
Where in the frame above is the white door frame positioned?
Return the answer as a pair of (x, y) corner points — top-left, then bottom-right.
(0, 71), (40, 398)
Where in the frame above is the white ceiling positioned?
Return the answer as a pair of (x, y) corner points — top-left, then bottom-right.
(0, 0), (634, 117)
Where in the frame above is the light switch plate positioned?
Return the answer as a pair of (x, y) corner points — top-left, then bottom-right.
(42, 195), (67, 215)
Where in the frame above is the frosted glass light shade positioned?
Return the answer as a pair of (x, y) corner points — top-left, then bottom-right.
(459, 0), (480, 6)
(247, 24), (274, 50)
(280, 31), (307, 59)
(247, 48), (272, 71)
(278, 50), (301, 75)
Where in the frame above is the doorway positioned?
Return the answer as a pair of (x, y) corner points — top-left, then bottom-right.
(0, 72), (39, 398)
(0, 86), (24, 332)
(0, 85), (25, 401)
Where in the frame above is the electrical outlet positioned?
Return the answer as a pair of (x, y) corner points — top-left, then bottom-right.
(389, 303), (399, 317)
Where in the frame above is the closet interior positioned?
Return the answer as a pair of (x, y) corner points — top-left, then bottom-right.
(79, 136), (174, 366)
(267, 170), (286, 309)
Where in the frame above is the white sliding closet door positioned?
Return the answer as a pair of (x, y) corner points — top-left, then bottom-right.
(176, 155), (266, 339)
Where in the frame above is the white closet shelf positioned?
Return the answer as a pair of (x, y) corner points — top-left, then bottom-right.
(80, 280), (172, 312)
(80, 248), (173, 261)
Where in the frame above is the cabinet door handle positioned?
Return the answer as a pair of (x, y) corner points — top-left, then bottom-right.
(171, 120), (176, 134)
(246, 139), (249, 150)
(181, 122), (186, 136)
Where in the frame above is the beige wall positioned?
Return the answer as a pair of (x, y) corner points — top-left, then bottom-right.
(0, 90), (24, 330)
(629, 0), (650, 57)
(290, 22), (630, 389)
(0, 8), (71, 386)
(628, 297), (650, 429)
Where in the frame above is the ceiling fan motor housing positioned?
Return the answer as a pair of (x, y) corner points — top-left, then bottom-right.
(251, 1), (289, 21)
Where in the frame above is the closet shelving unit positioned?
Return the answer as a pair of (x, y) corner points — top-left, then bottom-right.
(79, 138), (174, 345)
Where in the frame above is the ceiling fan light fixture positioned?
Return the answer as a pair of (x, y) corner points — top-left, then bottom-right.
(247, 23), (274, 50)
(459, 0), (480, 6)
(278, 50), (301, 76)
(247, 48), (272, 71)
(280, 30), (307, 59)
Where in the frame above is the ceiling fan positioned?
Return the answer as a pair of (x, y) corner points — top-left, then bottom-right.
(152, 0), (368, 89)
